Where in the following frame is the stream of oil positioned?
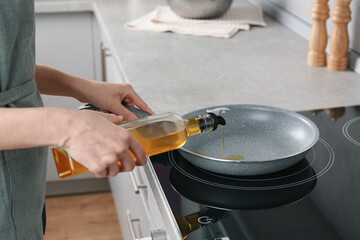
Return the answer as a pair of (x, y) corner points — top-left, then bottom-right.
(196, 126), (245, 160)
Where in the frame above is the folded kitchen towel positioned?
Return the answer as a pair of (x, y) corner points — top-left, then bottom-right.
(125, 5), (267, 39)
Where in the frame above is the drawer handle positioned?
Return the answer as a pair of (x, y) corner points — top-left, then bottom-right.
(129, 171), (147, 194)
(126, 211), (141, 240)
(100, 42), (111, 82)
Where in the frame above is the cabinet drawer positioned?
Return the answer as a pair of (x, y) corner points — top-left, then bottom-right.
(136, 166), (166, 231)
(109, 171), (150, 239)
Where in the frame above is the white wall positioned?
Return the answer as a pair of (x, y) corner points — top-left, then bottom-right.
(269, 0), (360, 54)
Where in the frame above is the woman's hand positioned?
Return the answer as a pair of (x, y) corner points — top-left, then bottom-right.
(81, 81), (155, 121)
(60, 109), (147, 178)
(35, 65), (155, 121)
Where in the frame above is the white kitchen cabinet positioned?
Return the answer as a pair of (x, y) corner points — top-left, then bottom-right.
(109, 169), (151, 240)
(101, 33), (162, 236)
(96, 22), (169, 239)
(35, 12), (102, 184)
(101, 27), (170, 237)
(137, 166), (168, 237)
(101, 36), (168, 237)
(109, 165), (169, 240)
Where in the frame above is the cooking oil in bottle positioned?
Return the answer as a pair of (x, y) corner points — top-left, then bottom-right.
(52, 112), (226, 178)
(52, 147), (89, 178)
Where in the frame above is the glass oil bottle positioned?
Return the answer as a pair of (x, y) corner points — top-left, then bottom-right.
(52, 111), (226, 178)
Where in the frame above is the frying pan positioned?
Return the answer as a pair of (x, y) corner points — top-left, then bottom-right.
(178, 104), (319, 176)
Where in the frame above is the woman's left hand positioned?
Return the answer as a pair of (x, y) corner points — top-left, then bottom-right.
(82, 81), (154, 121)
(35, 65), (154, 120)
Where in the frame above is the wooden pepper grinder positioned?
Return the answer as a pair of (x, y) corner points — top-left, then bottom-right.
(307, 0), (330, 67)
(325, 107), (346, 120)
(328, 0), (352, 71)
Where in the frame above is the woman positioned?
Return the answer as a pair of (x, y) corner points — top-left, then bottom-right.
(0, 0), (154, 238)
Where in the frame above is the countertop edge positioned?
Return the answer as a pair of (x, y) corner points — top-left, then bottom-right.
(143, 161), (183, 240)
(35, 1), (94, 13)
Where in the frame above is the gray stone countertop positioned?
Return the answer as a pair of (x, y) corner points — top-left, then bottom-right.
(35, 0), (360, 114)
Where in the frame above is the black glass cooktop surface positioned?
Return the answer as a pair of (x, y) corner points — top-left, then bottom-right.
(150, 105), (360, 240)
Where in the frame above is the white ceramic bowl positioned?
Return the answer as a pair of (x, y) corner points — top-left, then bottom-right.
(167, 0), (233, 19)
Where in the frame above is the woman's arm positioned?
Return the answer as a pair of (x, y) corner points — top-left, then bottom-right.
(35, 64), (88, 100)
(35, 64), (154, 120)
(0, 107), (66, 149)
(0, 107), (146, 177)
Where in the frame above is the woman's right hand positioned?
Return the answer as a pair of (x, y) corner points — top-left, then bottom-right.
(58, 109), (147, 178)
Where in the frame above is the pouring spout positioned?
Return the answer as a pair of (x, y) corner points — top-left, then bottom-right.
(216, 116), (226, 126)
(206, 107), (229, 131)
(210, 115), (226, 131)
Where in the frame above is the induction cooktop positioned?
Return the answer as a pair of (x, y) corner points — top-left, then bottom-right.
(150, 105), (360, 240)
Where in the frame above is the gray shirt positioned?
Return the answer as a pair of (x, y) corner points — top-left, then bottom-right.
(0, 0), (48, 239)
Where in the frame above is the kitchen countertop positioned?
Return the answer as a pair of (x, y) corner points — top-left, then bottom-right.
(35, 0), (360, 114)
